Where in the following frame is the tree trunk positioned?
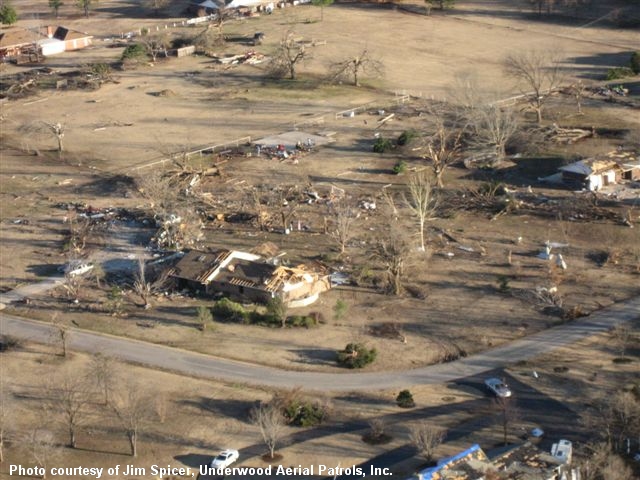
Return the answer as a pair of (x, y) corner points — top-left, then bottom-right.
(84, 4), (89, 18)
(419, 219), (425, 252)
(289, 65), (296, 80)
(69, 426), (76, 448)
(57, 136), (63, 153)
(128, 431), (137, 457)
(535, 107), (542, 123)
(434, 166), (444, 188)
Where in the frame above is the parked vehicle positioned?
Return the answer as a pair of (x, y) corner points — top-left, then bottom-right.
(484, 378), (512, 398)
(210, 449), (239, 469)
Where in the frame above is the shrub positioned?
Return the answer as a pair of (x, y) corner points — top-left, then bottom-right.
(337, 343), (377, 369)
(0, 335), (21, 352)
(276, 389), (330, 427)
(283, 400), (329, 427)
(0, 4), (18, 25)
(605, 67), (634, 81)
(121, 44), (147, 61)
(196, 305), (213, 331)
(266, 297), (287, 326)
(630, 51), (640, 74)
(392, 160), (407, 175)
(333, 299), (348, 320)
(362, 418), (393, 444)
(212, 298), (248, 323)
(397, 130), (418, 146)
(497, 275), (510, 293)
(286, 315), (316, 328)
(396, 389), (415, 408)
(373, 137), (393, 154)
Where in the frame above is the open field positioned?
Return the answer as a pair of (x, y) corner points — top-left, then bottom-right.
(1, 0), (640, 478)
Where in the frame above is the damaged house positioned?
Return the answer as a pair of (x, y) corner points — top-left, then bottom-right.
(558, 151), (640, 191)
(169, 249), (331, 307)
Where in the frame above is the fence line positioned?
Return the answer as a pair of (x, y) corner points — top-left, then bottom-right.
(129, 136), (252, 172)
(334, 94), (411, 119)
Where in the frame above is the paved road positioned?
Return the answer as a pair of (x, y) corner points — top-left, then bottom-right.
(1, 296), (638, 391)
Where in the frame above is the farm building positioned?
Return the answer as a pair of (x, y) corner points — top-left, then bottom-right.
(169, 249), (331, 307)
(46, 26), (93, 51)
(0, 26), (91, 60)
(559, 151), (640, 191)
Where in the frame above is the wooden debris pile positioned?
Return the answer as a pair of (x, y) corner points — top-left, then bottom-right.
(544, 124), (594, 144)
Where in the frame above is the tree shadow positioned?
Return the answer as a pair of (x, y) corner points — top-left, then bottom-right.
(178, 396), (257, 423)
(288, 347), (337, 366)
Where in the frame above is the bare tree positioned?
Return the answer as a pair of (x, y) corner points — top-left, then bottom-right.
(87, 353), (118, 406)
(43, 122), (65, 156)
(133, 257), (152, 309)
(569, 80), (587, 115)
(469, 103), (519, 161)
(64, 213), (92, 254)
(404, 171), (437, 252)
(409, 421), (445, 461)
(504, 50), (564, 123)
(579, 443), (635, 480)
(140, 32), (170, 62)
(492, 396), (520, 446)
(329, 202), (356, 254)
(54, 321), (69, 357)
(251, 401), (285, 459)
(419, 103), (465, 187)
(374, 228), (412, 295)
(586, 392), (640, 452)
(328, 49), (383, 87)
(45, 371), (92, 448)
(269, 31), (309, 80)
(137, 171), (204, 250)
(27, 428), (60, 478)
(111, 383), (153, 457)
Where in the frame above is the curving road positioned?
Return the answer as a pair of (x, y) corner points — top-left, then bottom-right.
(1, 296), (638, 391)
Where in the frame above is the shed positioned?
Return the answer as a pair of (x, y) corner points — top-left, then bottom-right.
(559, 159), (620, 191)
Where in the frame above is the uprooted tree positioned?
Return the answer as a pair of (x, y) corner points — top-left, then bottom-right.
(328, 49), (383, 87)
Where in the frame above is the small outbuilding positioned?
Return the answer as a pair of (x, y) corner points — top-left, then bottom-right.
(558, 151), (640, 191)
(559, 159), (620, 191)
